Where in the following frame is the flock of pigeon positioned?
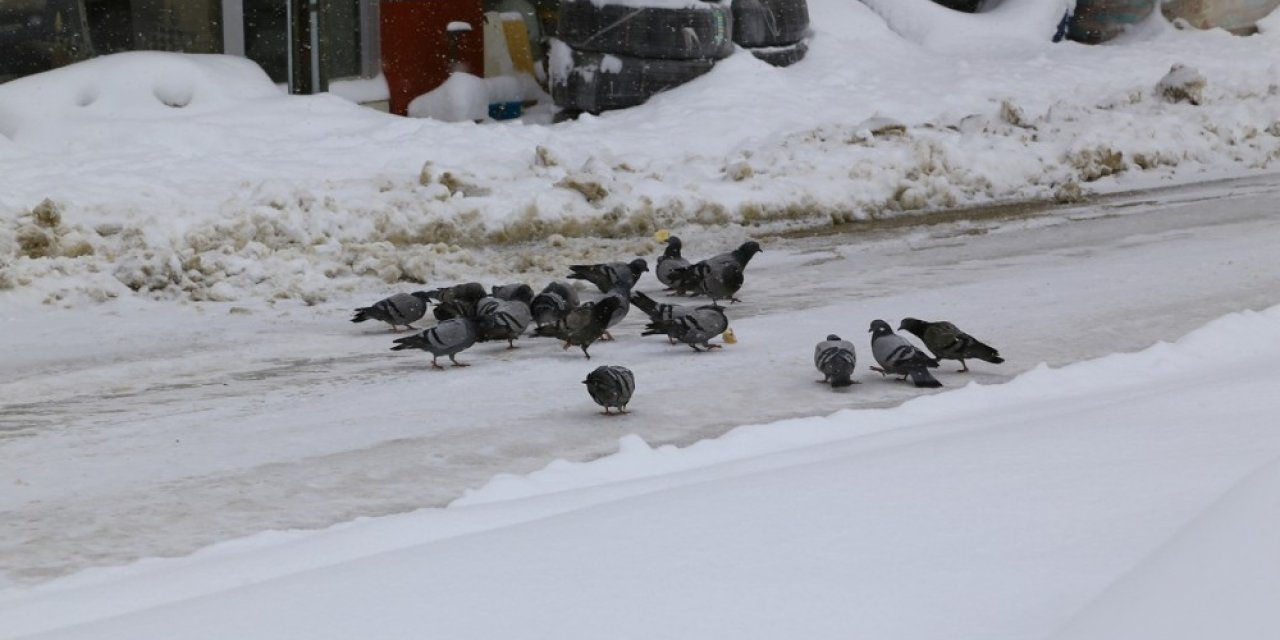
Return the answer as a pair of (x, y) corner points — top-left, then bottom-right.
(352, 234), (1004, 416)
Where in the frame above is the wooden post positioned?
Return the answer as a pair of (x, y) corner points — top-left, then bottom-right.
(289, 0), (328, 94)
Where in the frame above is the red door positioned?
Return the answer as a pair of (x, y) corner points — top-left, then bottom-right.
(381, 0), (485, 116)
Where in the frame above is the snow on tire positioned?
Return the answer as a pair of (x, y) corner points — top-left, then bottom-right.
(549, 39), (717, 113)
(747, 38), (808, 67)
(555, 0), (735, 61)
(731, 0), (810, 48)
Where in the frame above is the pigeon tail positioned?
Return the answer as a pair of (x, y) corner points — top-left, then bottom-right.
(908, 368), (943, 388)
(351, 308), (372, 323)
(829, 373), (855, 388)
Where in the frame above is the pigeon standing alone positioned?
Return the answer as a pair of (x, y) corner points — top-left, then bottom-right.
(868, 319), (942, 388)
(583, 365), (635, 415)
(655, 235), (692, 294)
(814, 335), (858, 389)
(350, 291), (432, 332)
(642, 304), (729, 352)
(567, 258), (649, 293)
(390, 309), (479, 369)
(670, 241), (762, 303)
(898, 318), (1004, 373)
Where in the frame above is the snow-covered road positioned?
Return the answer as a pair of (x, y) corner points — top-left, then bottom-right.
(2, 173), (1279, 587)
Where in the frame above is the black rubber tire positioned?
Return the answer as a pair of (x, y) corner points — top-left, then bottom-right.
(746, 38), (807, 67)
(556, 0), (735, 60)
(731, 0), (809, 48)
(930, 0), (982, 12)
(549, 39), (717, 113)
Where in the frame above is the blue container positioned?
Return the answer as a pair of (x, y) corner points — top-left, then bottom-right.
(488, 101), (524, 120)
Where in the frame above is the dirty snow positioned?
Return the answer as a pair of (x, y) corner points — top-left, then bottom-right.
(1, 1), (1279, 305)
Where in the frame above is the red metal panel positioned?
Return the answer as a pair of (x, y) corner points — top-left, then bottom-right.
(380, 0), (485, 116)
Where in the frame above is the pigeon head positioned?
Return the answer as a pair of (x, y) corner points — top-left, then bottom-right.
(734, 241), (763, 264)
(897, 317), (926, 335)
(663, 236), (683, 256)
(826, 334), (842, 342)
(629, 258), (650, 275)
(868, 319), (893, 336)
(492, 283), (534, 304)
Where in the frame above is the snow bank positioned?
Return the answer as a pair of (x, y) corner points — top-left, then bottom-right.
(2, 1), (1280, 306)
(860, 0), (1075, 50)
(2, 304), (1279, 640)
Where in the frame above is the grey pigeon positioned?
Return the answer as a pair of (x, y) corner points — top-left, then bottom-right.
(599, 286), (632, 339)
(426, 282), (487, 320)
(476, 296), (533, 348)
(583, 365), (635, 415)
(351, 291), (431, 331)
(490, 283), (534, 304)
(541, 296), (622, 359)
(670, 241), (762, 303)
(869, 319), (941, 388)
(531, 281), (580, 329)
(655, 236), (692, 294)
(567, 258), (649, 293)
(814, 334), (858, 389)
(898, 318), (1004, 373)
(631, 291), (692, 344)
(642, 304), (728, 352)
(390, 315), (479, 369)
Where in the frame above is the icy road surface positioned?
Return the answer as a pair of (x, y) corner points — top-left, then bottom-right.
(2, 174), (1279, 587)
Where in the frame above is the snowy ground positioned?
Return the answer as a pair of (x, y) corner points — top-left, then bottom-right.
(1, 203), (1279, 637)
(2, 172), (1279, 592)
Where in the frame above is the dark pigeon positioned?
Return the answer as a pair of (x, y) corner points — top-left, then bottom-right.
(898, 317), (1004, 373)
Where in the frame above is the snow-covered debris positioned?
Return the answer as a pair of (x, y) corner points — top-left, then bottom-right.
(1157, 63), (1208, 105)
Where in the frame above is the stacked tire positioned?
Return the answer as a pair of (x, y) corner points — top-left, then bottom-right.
(550, 0), (734, 115)
(732, 0), (810, 67)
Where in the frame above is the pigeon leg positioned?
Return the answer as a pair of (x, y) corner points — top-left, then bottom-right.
(730, 296), (742, 304)
(450, 355), (470, 367)
(618, 407), (629, 415)
(958, 360), (969, 373)
(507, 339), (519, 349)
(688, 344), (704, 352)
(601, 407), (612, 416)
(562, 341), (573, 350)
(705, 343), (722, 350)
(601, 331), (614, 341)
(869, 366), (888, 376)
(581, 346), (591, 359)
(431, 357), (445, 370)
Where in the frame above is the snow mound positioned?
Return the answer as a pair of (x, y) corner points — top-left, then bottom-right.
(860, 0), (1074, 50)
(0, 52), (281, 144)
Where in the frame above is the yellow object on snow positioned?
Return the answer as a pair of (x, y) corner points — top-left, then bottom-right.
(654, 229), (672, 243)
(722, 328), (737, 344)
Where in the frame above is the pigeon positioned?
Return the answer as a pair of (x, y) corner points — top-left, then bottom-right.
(350, 291), (431, 331)
(530, 281), (580, 329)
(655, 236), (692, 294)
(599, 286), (632, 339)
(426, 282), (488, 321)
(540, 296), (622, 359)
(583, 365), (635, 415)
(814, 335), (858, 389)
(390, 315), (479, 369)
(490, 283), (534, 304)
(630, 291), (691, 324)
(475, 296), (533, 348)
(567, 258), (649, 293)
(670, 241), (762, 303)
(642, 304), (729, 352)
(631, 291), (692, 344)
(898, 318), (1004, 373)
(868, 319), (941, 388)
